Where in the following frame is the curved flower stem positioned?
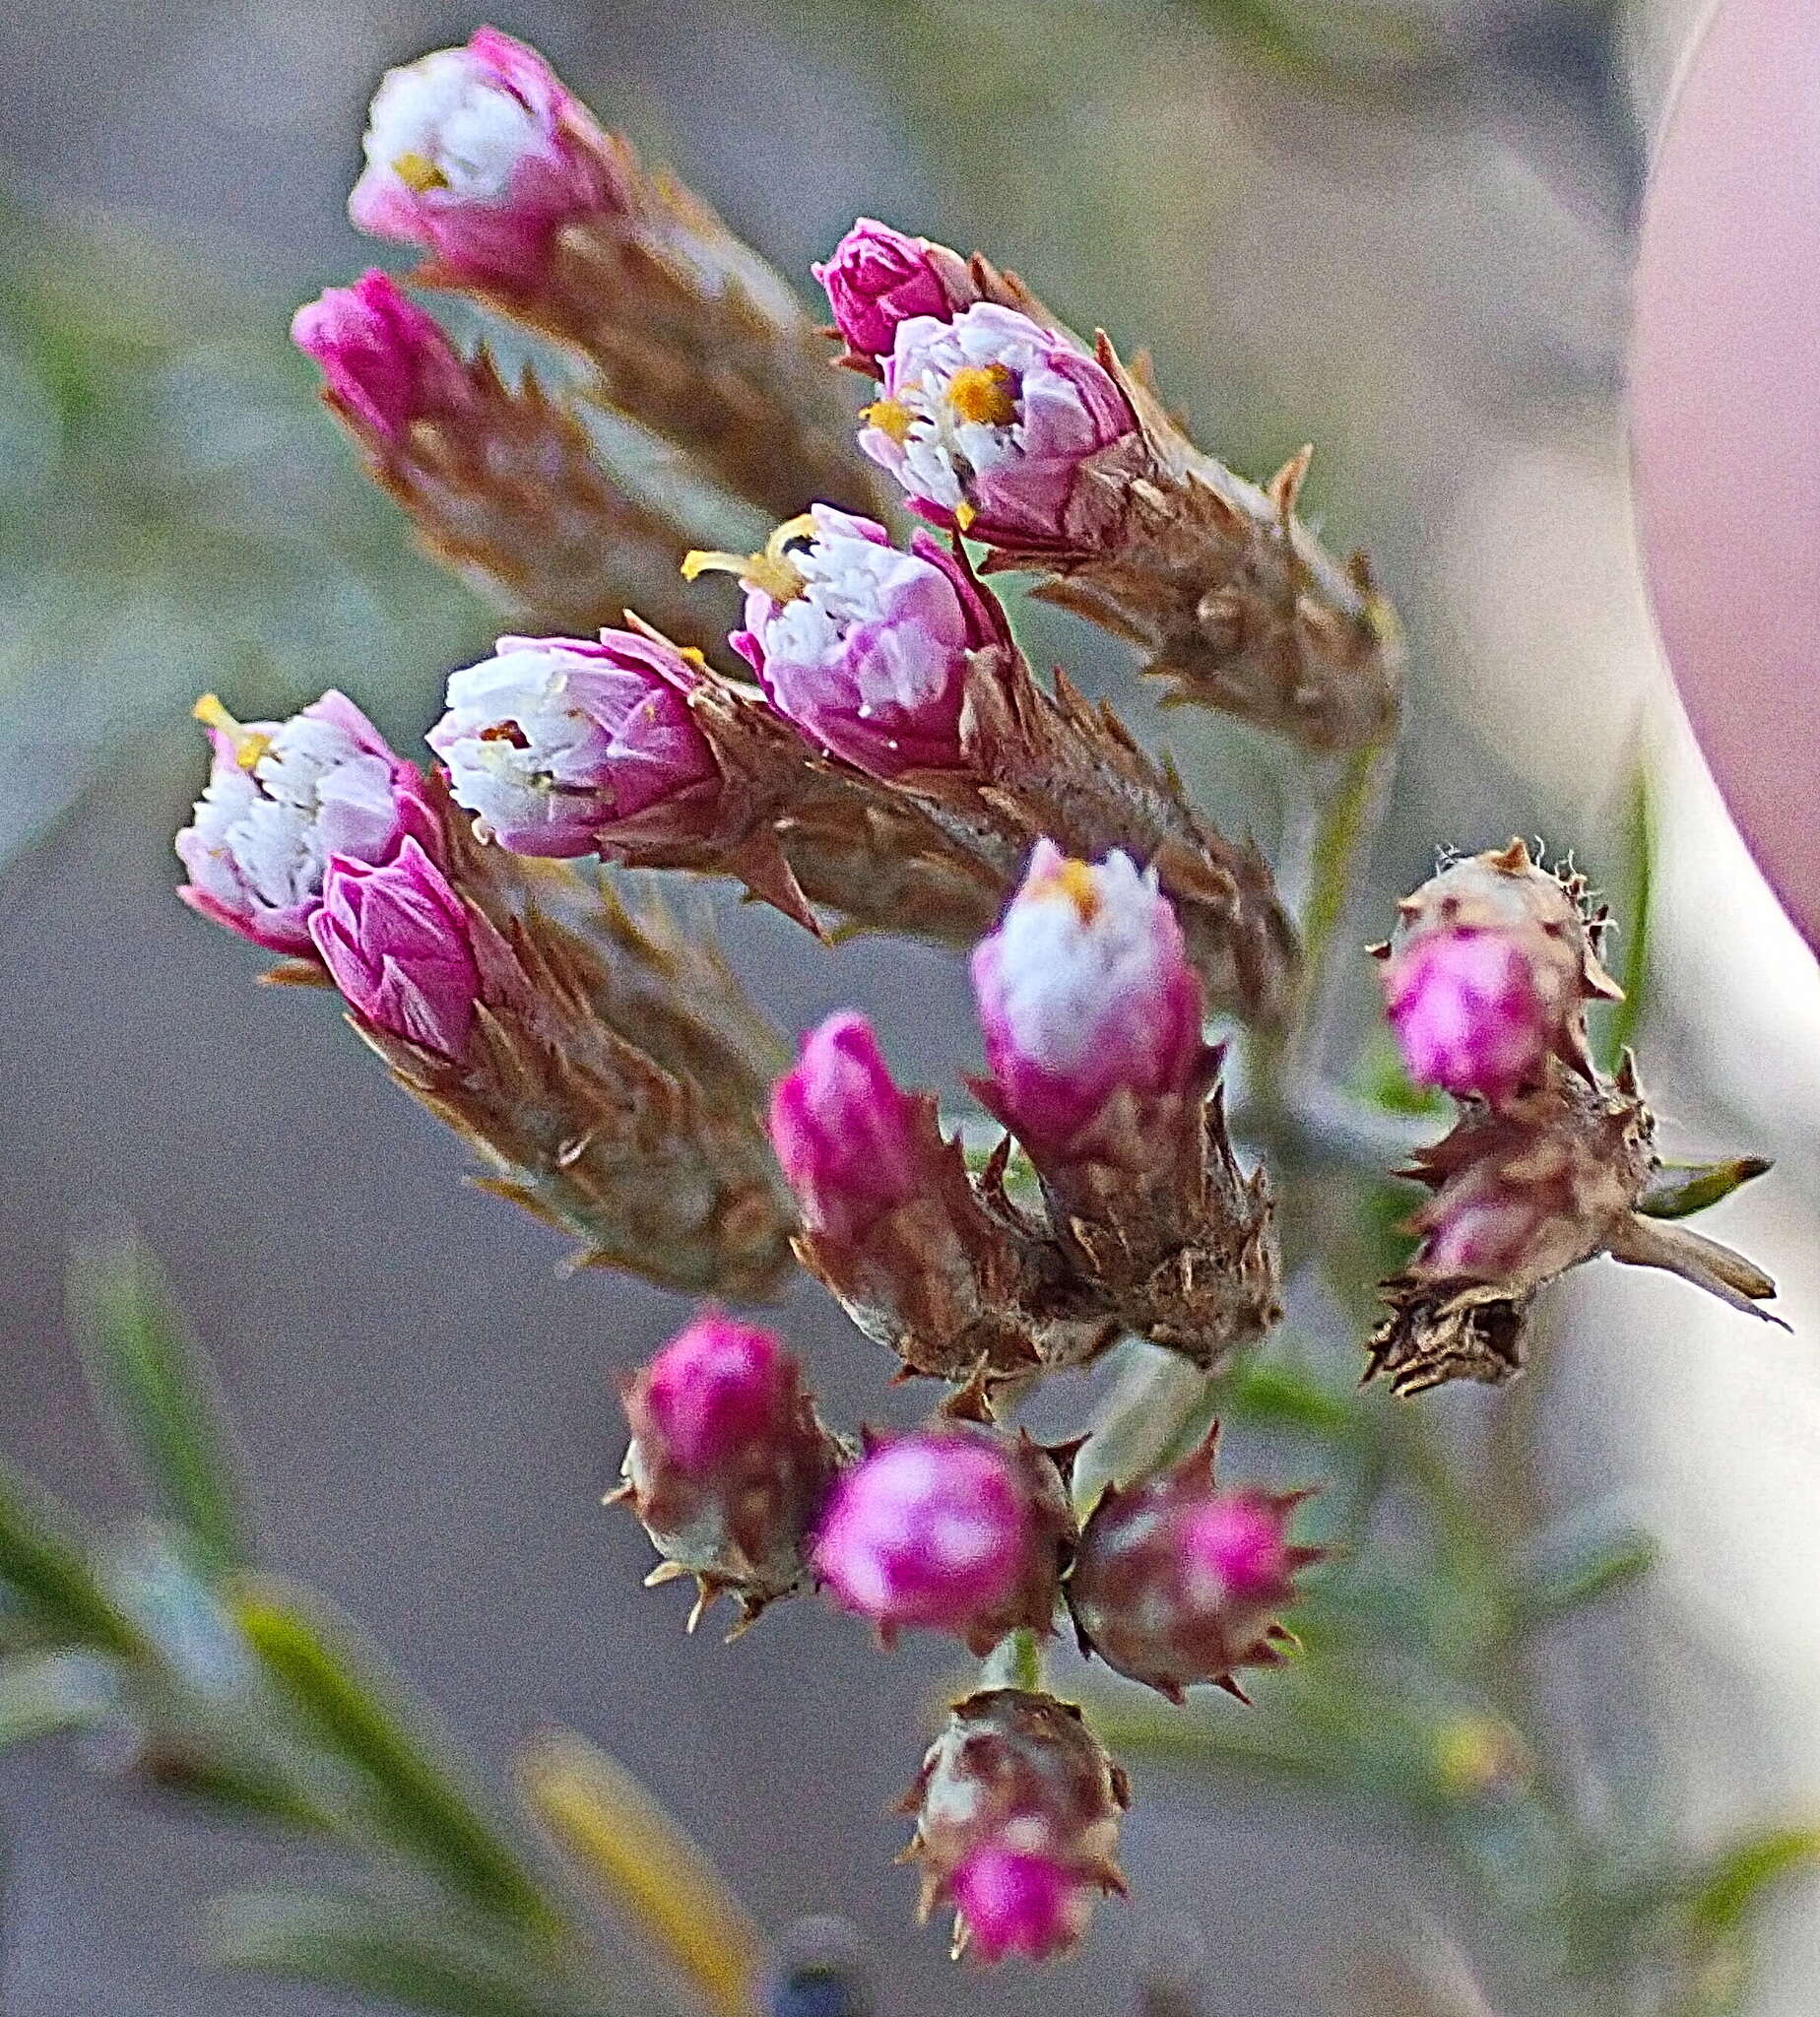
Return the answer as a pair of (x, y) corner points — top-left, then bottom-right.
(981, 1626), (1046, 1693)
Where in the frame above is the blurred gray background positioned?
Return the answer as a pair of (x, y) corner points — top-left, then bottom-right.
(8, 2), (1820, 2014)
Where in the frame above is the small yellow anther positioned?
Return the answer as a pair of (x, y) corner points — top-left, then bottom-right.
(944, 362), (1017, 428)
(192, 693), (273, 771)
(682, 514), (815, 606)
(1029, 853), (1102, 924)
(391, 151), (449, 194)
(862, 396), (914, 445)
(954, 499), (978, 533)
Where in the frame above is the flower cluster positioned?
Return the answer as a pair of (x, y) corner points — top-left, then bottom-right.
(170, 27), (1783, 1974)
(1370, 842), (1779, 1391)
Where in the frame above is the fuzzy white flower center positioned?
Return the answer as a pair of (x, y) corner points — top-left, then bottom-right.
(437, 649), (601, 826)
(365, 50), (541, 202)
(995, 852), (1166, 1074)
(878, 309), (1047, 509)
(765, 532), (954, 717)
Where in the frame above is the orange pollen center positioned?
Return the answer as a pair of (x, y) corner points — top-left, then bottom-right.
(862, 396), (914, 444)
(944, 363), (1017, 428)
(1032, 856), (1102, 924)
(480, 720), (531, 749)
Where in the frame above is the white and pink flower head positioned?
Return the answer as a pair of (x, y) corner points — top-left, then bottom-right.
(1384, 927), (1551, 1107)
(700, 505), (1007, 777)
(290, 271), (468, 444)
(349, 28), (621, 286)
(428, 630), (720, 858)
(629, 1313), (800, 1479)
(812, 218), (967, 365)
(309, 837), (482, 1062)
(970, 842), (1204, 1153)
(860, 303), (1138, 551)
(175, 691), (436, 959)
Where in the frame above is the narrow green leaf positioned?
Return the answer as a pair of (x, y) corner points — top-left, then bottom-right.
(211, 1889), (605, 2017)
(0, 1650), (119, 1748)
(1682, 1826), (1820, 1938)
(1597, 759), (1654, 1072)
(1639, 1158), (1774, 1222)
(1517, 1509), (1658, 1622)
(0, 1462), (141, 1656)
(68, 1237), (250, 1576)
(232, 1582), (557, 1931)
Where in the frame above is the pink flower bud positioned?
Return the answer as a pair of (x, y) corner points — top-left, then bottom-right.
(812, 219), (966, 364)
(1384, 928), (1549, 1106)
(812, 1427), (1072, 1651)
(767, 1013), (923, 1246)
(948, 1845), (1087, 1965)
(634, 1312), (795, 1475)
(618, 1312), (845, 1633)
(349, 29), (621, 286)
(1068, 1429), (1318, 1703)
(724, 506), (1007, 776)
(290, 272), (468, 444)
(175, 690), (435, 959)
(308, 838), (481, 1062)
(860, 303), (1138, 551)
(428, 630), (719, 857)
(970, 842), (1204, 1153)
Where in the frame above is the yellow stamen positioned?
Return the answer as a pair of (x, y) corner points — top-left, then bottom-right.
(681, 513), (817, 606)
(392, 150), (449, 194)
(1030, 854), (1102, 924)
(954, 499), (978, 533)
(944, 362), (1017, 428)
(862, 396), (914, 445)
(192, 693), (273, 771)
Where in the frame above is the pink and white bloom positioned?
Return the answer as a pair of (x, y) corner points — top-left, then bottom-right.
(291, 271), (468, 444)
(812, 218), (964, 364)
(767, 1012), (924, 1246)
(1384, 927), (1551, 1106)
(949, 1845), (1088, 1965)
(860, 303), (1138, 550)
(970, 843), (1203, 1151)
(727, 506), (1007, 776)
(309, 838), (481, 1061)
(1182, 1493), (1294, 1606)
(349, 29), (620, 285)
(630, 1313), (798, 1477)
(175, 691), (434, 958)
(428, 630), (719, 857)
(812, 1430), (1027, 1642)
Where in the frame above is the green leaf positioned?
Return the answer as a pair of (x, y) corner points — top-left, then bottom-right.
(68, 1237), (250, 1577)
(1516, 1507), (1658, 1622)
(211, 1889), (606, 2017)
(1682, 1826), (1820, 1939)
(0, 1462), (141, 1656)
(0, 1649), (120, 1748)
(1596, 758), (1654, 1072)
(231, 1582), (557, 1932)
(1639, 1158), (1774, 1222)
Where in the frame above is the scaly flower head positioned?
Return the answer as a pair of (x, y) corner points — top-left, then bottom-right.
(428, 630), (718, 857)
(689, 506), (1006, 776)
(350, 28), (621, 284)
(176, 691), (433, 958)
(309, 837), (482, 1061)
(290, 271), (468, 444)
(860, 303), (1138, 550)
(971, 842), (1204, 1152)
(813, 218), (966, 364)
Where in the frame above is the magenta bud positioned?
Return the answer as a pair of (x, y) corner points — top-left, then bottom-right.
(970, 842), (1204, 1153)
(727, 505), (1008, 777)
(812, 1427), (1072, 1653)
(291, 272), (468, 444)
(308, 838), (482, 1061)
(1068, 1429), (1318, 1703)
(949, 1845), (1087, 1965)
(618, 1312), (844, 1632)
(428, 629), (720, 857)
(636, 1313), (795, 1475)
(349, 29), (622, 286)
(860, 303), (1138, 551)
(812, 218), (964, 364)
(175, 689), (436, 959)
(767, 1013), (924, 1246)
(1385, 928), (1550, 1105)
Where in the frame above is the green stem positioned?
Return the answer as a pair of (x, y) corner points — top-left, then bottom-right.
(981, 1627), (1045, 1694)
